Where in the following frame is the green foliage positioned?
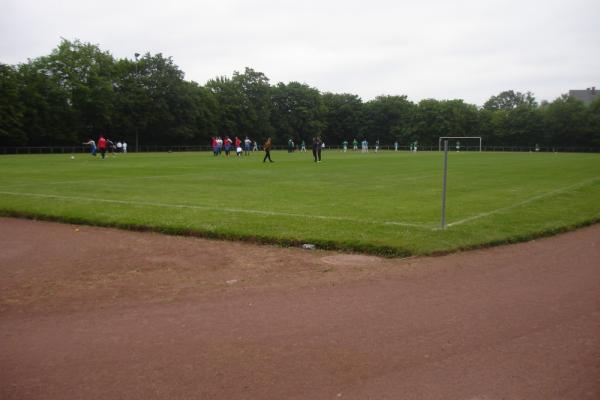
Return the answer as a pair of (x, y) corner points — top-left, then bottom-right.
(587, 97), (600, 146)
(53, 40), (115, 134)
(483, 90), (537, 111)
(207, 68), (273, 140)
(362, 95), (415, 143)
(541, 94), (590, 146)
(0, 64), (26, 145)
(482, 105), (545, 146)
(16, 60), (75, 145)
(321, 93), (364, 144)
(0, 39), (598, 148)
(410, 99), (480, 144)
(270, 82), (325, 144)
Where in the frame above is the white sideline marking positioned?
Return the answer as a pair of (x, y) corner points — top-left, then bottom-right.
(446, 177), (600, 227)
(0, 191), (432, 229)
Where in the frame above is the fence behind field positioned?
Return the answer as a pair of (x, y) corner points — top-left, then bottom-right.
(1, 144), (600, 155)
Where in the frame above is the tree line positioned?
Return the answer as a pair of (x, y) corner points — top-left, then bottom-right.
(1, 39), (599, 149)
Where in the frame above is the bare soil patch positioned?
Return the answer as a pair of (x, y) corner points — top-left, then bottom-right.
(1, 218), (599, 399)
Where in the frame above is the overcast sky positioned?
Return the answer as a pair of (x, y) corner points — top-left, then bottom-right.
(1, 0), (599, 105)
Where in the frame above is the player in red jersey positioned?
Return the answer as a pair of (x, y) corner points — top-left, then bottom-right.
(97, 135), (107, 159)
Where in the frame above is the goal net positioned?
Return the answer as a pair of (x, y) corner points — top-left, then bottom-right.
(438, 137), (482, 152)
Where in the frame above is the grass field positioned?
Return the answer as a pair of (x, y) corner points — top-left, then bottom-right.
(0, 150), (599, 256)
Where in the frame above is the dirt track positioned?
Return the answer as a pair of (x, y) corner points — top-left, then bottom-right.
(1, 217), (599, 400)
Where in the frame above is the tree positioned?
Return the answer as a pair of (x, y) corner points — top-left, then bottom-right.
(411, 99), (480, 146)
(112, 57), (146, 147)
(112, 54), (218, 147)
(40, 39), (116, 140)
(270, 82), (325, 144)
(16, 60), (74, 145)
(3, 39), (598, 150)
(503, 106), (545, 146)
(206, 75), (245, 137)
(586, 97), (600, 147)
(362, 95), (415, 144)
(231, 68), (273, 138)
(206, 68), (274, 141)
(541, 95), (588, 147)
(0, 64), (26, 145)
(131, 52), (195, 145)
(483, 90), (537, 111)
(442, 99), (480, 138)
(182, 81), (220, 145)
(321, 93), (364, 144)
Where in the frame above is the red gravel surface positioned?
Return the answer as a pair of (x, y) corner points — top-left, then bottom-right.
(1, 217), (599, 399)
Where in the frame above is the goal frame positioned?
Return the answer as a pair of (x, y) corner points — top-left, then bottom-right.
(438, 136), (482, 152)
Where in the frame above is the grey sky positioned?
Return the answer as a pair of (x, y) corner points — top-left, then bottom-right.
(1, 0), (599, 105)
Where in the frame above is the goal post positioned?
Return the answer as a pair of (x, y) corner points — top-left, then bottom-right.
(438, 136), (482, 152)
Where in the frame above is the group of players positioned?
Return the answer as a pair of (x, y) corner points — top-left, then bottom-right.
(210, 135), (326, 163)
(82, 136), (127, 159)
(211, 135), (421, 163)
(82, 134), (420, 162)
(338, 139), (419, 153)
(211, 136), (257, 157)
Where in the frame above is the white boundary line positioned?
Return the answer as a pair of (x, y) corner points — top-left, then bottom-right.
(3, 177), (596, 230)
(0, 191), (433, 229)
(446, 177), (600, 227)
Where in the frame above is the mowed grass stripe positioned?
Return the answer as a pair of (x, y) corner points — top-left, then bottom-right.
(446, 176), (600, 227)
(0, 151), (599, 255)
(0, 190), (432, 229)
(0, 171), (439, 190)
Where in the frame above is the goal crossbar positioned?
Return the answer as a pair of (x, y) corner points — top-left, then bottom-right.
(438, 137), (482, 152)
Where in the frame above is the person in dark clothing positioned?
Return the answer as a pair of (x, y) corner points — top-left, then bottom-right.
(312, 135), (322, 162)
(263, 137), (274, 163)
(106, 139), (116, 156)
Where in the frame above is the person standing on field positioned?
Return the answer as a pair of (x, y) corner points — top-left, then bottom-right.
(235, 137), (242, 156)
(312, 135), (322, 162)
(263, 137), (274, 163)
(216, 137), (223, 155)
(223, 136), (233, 156)
(361, 138), (368, 153)
(244, 137), (252, 155)
(97, 135), (107, 159)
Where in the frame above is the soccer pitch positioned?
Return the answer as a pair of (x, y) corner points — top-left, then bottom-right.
(0, 150), (599, 256)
